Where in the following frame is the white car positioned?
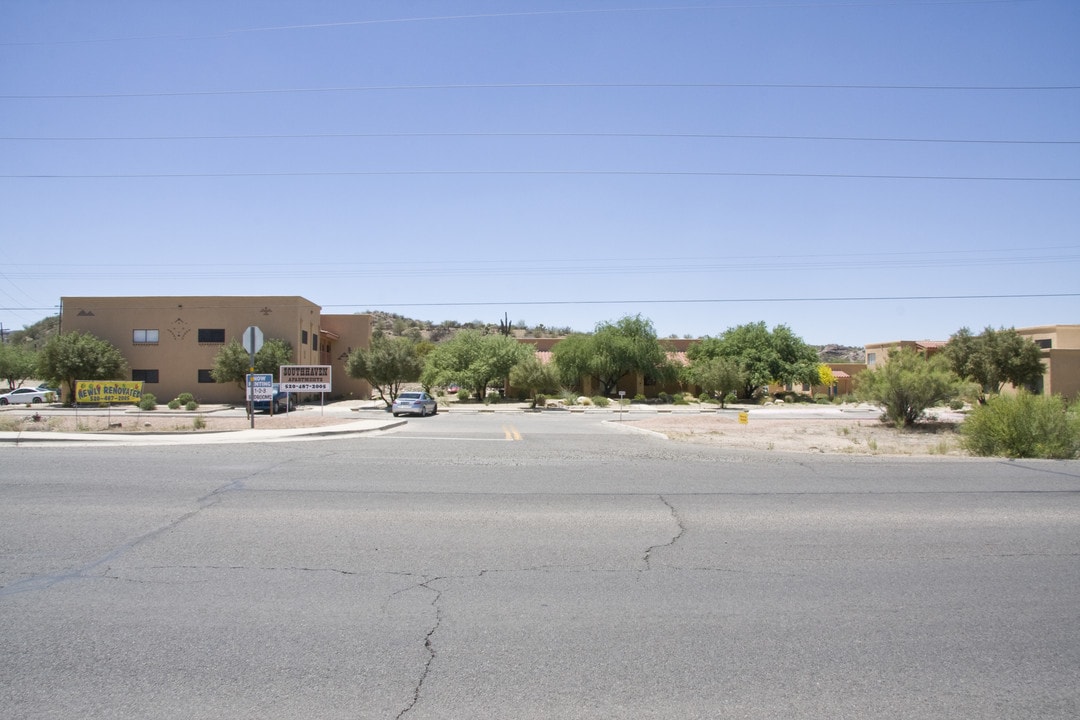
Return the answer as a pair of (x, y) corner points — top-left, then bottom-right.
(0, 387), (57, 405)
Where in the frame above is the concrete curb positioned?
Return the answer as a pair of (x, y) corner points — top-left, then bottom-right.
(0, 418), (407, 447)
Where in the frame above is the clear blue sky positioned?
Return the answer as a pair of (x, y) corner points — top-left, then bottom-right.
(2, 0), (1077, 345)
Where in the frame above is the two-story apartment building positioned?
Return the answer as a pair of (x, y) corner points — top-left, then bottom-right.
(60, 296), (372, 404)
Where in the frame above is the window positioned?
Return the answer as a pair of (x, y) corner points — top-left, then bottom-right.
(198, 328), (225, 343)
(1035, 339), (1052, 349)
(302, 330), (309, 345)
(313, 336), (319, 351)
(132, 369), (159, 383)
(867, 352), (877, 366)
(198, 369), (215, 383)
(133, 329), (159, 344)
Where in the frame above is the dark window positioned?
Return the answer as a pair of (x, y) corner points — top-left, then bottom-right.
(198, 328), (225, 343)
(132, 369), (159, 384)
(1035, 339), (1052, 349)
(198, 369), (215, 383)
(302, 330), (309, 345)
(313, 336), (319, 350)
(133, 329), (159, 344)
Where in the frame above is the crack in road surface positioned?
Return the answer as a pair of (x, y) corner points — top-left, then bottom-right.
(396, 576), (444, 720)
(643, 494), (686, 570)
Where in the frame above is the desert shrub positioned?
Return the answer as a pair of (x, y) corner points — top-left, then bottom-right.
(185, 400), (198, 411)
(724, 392), (738, 406)
(138, 393), (157, 411)
(561, 390), (579, 406)
(658, 392), (672, 404)
(961, 392), (1080, 459)
(176, 392), (195, 404)
(856, 348), (962, 427)
(192, 415), (207, 430)
(633, 394), (647, 403)
(591, 395), (610, 407)
(534, 393), (547, 408)
(457, 388), (471, 401)
(673, 392), (690, 405)
(949, 399), (965, 411)
(814, 394), (831, 404)
(168, 399), (181, 410)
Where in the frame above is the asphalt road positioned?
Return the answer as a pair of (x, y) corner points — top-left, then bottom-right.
(2, 413), (1079, 719)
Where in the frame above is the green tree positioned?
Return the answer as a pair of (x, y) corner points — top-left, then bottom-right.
(943, 326), (1045, 402)
(684, 356), (744, 408)
(855, 347), (962, 427)
(346, 334), (423, 407)
(421, 330), (530, 400)
(37, 331), (127, 405)
(552, 315), (673, 396)
(0, 342), (39, 390)
(210, 338), (293, 389)
(688, 321), (819, 398)
(509, 352), (561, 406)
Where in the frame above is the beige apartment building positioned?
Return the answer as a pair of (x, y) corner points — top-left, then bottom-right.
(864, 325), (1080, 401)
(60, 296), (372, 404)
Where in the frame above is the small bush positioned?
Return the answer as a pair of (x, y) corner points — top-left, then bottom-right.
(633, 394), (647, 403)
(724, 392), (738, 406)
(673, 393), (690, 405)
(534, 393), (547, 408)
(591, 395), (610, 407)
(168, 399), (181, 410)
(658, 392), (672, 404)
(176, 392), (195, 404)
(185, 400), (198, 411)
(961, 392), (1080, 459)
(457, 388), (471, 401)
(192, 415), (207, 430)
(949, 399), (965, 411)
(138, 393), (157, 411)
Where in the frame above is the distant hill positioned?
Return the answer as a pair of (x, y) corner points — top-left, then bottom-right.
(4, 314), (59, 349)
(365, 310), (865, 362)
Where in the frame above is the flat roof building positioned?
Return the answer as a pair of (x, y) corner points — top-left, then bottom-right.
(60, 296), (372, 404)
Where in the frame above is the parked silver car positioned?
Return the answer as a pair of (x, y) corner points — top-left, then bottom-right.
(392, 391), (438, 417)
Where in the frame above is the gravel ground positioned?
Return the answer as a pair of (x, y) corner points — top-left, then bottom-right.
(629, 412), (966, 456)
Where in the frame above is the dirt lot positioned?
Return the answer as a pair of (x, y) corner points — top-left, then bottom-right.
(627, 411), (966, 456)
(1, 407), (352, 434)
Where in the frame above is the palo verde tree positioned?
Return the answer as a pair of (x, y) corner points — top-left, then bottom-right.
(0, 342), (39, 391)
(687, 321), (819, 399)
(210, 337), (293, 390)
(855, 347), (962, 427)
(683, 355), (744, 408)
(37, 331), (127, 405)
(552, 314), (673, 396)
(509, 351), (561, 406)
(346, 334), (424, 407)
(421, 329), (530, 400)
(942, 326), (1045, 402)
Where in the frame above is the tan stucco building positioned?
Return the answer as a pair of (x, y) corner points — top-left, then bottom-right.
(60, 296), (372, 404)
(864, 326), (1080, 401)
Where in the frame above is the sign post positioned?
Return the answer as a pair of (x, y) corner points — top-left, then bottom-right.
(242, 326), (264, 428)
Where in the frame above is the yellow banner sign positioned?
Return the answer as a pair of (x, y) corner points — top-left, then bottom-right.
(76, 381), (144, 404)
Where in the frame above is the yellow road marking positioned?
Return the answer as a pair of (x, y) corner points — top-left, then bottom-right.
(502, 425), (522, 441)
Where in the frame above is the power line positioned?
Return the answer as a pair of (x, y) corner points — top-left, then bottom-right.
(5, 170), (1077, 181)
(4, 81), (1077, 100)
(2, 131), (1074, 145)
(0, 1), (1042, 47)
(7, 292), (1073, 315)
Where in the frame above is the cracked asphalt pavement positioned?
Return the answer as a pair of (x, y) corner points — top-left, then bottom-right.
(2, 412), (1079, 719)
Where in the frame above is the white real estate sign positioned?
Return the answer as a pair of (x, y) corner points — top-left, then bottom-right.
(246, 373), (274, 401)
(279, 365), (332, 393)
